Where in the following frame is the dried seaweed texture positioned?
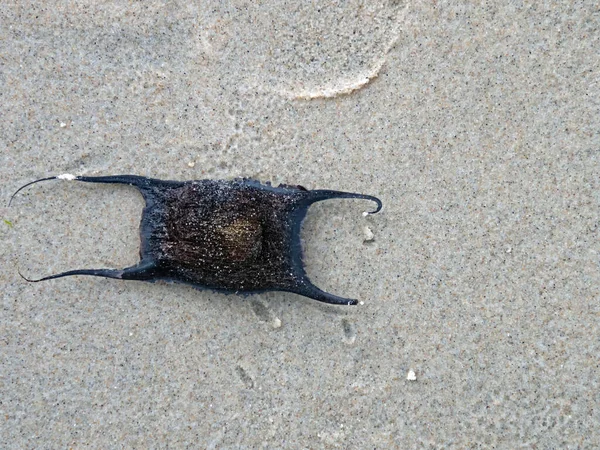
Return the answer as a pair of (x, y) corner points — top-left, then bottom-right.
(11, 175), (382, 305)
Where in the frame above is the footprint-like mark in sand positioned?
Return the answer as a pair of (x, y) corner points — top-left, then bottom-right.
(235, 365), (255, 389)
(342, 318), (357, 344)
(251, 299), (282, 329)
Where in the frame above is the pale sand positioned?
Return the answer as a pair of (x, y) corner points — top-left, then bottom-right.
(1, 1), (599, 447)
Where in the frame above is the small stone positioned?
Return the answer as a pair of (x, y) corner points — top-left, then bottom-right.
(407, 369), (417, 381)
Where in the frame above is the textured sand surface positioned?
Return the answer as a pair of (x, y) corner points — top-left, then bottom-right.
(1, 1), (599, 447)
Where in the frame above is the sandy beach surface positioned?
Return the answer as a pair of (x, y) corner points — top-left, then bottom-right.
(1, 1), (599, 447)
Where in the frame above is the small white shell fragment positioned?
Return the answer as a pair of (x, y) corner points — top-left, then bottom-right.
(359, 301), (364, 306)
(363, 226), (375, 242)
(57, 173), (76, 181)
(188, 161), (196, 168)
(362, 211), (369, 217)
(60, 122), (67, 128)
(407, 369), (417, 381)
(271, 317), (282, 329)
